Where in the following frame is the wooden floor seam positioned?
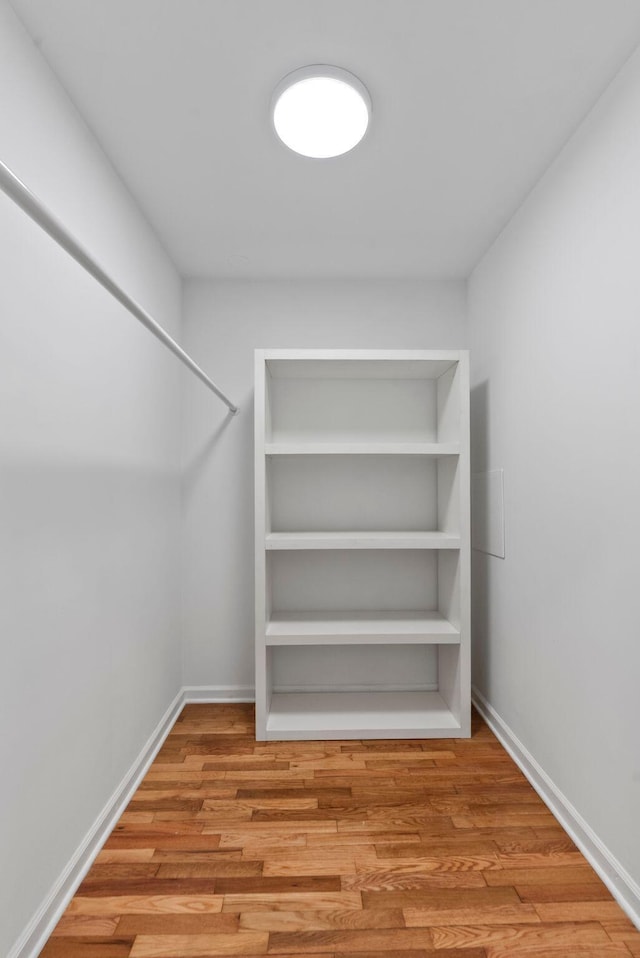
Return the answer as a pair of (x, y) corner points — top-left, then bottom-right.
(39, 704), (640, 957)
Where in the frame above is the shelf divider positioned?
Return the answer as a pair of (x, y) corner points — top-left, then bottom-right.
(266, 610), (460, 645)
(266, 530), (461, 550)
(265, 441), (460, 456)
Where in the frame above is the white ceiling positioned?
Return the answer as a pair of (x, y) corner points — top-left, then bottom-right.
(10, 0), (640, 278)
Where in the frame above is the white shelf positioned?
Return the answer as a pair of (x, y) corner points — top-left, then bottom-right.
(266, 531), (461, 550)
(266, 610), (460, 645)
(265, 690), (462, 740)
(265, 352), (459, 380)
(265, 441), (460, 456)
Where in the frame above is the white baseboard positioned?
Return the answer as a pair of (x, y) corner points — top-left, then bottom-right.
(9, 689), (184, 958)
(11, 685), (258, 958)
(10, 679), (429, 957)
(183, 685), (255, 703)
(472, 686), (640, 930)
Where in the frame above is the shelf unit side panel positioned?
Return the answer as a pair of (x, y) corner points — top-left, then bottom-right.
(438, 352), (470, 735)
(437, 456), (460, 535)
(457, 351), (472, 737)
(436, 360), (462, 443)
(254, 353), (268, 736)
(437, 550), (461, 632)
(438, 644), (463, 729)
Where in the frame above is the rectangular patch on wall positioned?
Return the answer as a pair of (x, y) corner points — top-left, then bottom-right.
(471, 469), (505, 558)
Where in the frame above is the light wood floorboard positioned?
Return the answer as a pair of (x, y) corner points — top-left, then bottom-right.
(40, 704), (640, 957)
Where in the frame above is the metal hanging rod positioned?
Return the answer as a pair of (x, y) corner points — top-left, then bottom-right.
(0, 159), (238, 415)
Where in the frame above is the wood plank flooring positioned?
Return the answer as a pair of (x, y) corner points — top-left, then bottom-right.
(41, 704), (640, 957)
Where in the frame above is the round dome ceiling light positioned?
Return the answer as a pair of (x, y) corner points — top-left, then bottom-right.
(272, 65), (371, 159)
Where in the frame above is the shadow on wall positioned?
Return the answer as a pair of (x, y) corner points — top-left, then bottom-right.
(182, 408), (239, 501)
(470, 379), (491, 695)
(181, 391), (256, 682)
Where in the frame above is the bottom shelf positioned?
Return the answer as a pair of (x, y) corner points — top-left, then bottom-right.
(264, 690), (461, 740)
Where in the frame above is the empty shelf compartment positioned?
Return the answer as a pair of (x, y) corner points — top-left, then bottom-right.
(265, 690), (462, 740)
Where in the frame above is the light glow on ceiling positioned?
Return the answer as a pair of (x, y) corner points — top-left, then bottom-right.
(272, 66), (371, 158)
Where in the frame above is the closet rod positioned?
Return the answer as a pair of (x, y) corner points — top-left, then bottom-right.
(0, 159), (238, 415)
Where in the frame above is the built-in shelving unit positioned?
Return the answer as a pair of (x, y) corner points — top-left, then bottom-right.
(255, 349), (470, 740)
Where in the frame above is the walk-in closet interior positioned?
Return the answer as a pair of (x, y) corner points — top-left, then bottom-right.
(2, 2), (640, 956)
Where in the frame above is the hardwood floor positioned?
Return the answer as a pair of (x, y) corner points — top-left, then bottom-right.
(41, 704), (640, 957)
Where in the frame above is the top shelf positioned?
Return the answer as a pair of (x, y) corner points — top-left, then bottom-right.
(263, 351), (462, 381)
(265, 441), (460, 457)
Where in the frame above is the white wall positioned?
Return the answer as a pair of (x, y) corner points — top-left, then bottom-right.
(182, 279), (467, 688)
(0, 4), (183, 954)
(469, 46), (640, 901)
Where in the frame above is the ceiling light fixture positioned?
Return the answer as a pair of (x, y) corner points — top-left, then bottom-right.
(272, 65), (371, 159)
